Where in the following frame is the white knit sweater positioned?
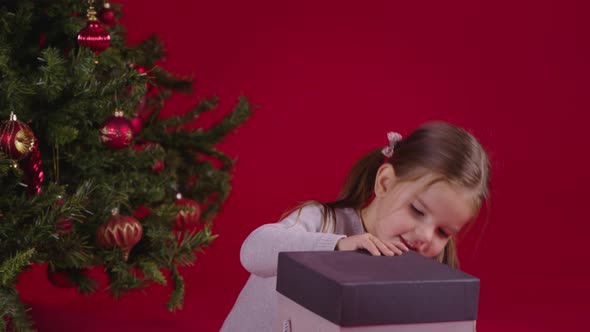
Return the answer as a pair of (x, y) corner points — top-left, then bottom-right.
(220, 203), (365, 332)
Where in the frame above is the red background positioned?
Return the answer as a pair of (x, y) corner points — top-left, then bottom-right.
(16, 0), (590, 331)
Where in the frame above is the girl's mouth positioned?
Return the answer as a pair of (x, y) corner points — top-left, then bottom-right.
(399, 236), (417, 251)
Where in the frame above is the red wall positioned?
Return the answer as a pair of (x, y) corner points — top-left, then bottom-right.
(16, 1), (590, 331)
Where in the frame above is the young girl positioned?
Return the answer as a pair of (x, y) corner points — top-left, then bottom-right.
(221, 121), (490, 332)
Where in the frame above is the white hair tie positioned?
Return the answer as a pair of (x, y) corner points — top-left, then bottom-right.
(381, 132), (403, 158)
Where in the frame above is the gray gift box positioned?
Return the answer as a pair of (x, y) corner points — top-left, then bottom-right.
(276, 250), (479, 331)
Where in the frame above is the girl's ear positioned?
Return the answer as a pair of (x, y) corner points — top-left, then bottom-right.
(374, 163), (397, 197)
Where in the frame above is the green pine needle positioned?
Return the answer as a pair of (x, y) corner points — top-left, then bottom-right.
(166, 265), (185, 311)
(0, 248), (35, 286)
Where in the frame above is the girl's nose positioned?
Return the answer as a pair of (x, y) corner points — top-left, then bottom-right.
(414, 225), (434, 249)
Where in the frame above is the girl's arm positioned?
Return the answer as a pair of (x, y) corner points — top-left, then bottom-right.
(239, 203), (345, 278)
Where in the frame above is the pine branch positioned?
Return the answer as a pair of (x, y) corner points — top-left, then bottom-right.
(75, 271), (98, 294)
(0, 155), (10, 177)
(126, 34), (166, 67)
(37, 47), (68, 101)
(105, 261), (145, 298)
(0, 248), (35, 286)
(156, 97), (219, 129)
(166, 264), (184, 311)
(138, 261), (166, 286)
(205, 96), (252, 143)
(173, 227), (216, 267)
(0, 45), (12, 76)
(0, 287), (34, 332)
(157, 96), (252, 152)
(70, 47), (100, 94)
(152, 66), (193, 92)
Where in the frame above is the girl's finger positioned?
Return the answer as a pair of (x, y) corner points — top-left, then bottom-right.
(390, 238), (410, 252)
(361, 238), (382, 256)
(371, 237), (395, 256)
(382, 240), (403, 255)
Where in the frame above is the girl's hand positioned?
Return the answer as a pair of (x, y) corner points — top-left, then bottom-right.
(335, 234), (409, 256)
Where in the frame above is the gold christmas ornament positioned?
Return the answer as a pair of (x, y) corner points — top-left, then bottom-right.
(0, 112), (35, 161)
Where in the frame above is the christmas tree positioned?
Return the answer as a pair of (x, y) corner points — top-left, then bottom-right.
(0, 1), (251, 331)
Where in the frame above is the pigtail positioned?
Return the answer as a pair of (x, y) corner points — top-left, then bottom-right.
(329, 149), (384, 209)
(306, 149), (385, 234)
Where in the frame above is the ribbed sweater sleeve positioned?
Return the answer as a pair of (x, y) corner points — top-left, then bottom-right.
(239, 204), (346, 278)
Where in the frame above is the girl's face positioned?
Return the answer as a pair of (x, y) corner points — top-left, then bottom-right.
(366, 167), (475, 258)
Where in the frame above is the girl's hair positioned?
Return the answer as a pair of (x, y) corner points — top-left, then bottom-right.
(313, 121), (490, 269)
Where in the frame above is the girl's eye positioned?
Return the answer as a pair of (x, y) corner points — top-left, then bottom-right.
(410, 204), (424, 217)
(437, 228), (450, 238)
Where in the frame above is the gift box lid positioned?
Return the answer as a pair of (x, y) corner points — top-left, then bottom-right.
(276, 250), (480, 326)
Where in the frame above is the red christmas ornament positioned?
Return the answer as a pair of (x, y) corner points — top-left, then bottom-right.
(96, 209), (143, 261)
(57, 218), (74, 234)
(133, 205), (151, 220)
(128, 89), (149, 137)
(47, 266), (90, 288)
(99, 2), (116, 26)
(127, 63), (157, 132)
(130, 94), (152, 135)
(130, 114), (144, 136)
(134, 65), (147, 74)
(99, 110), (134, 149)
(77, 5), (111, 54)
(23, 140), (44, 196)
(47, 267), (75, 288)
(130, 64), (155, 93)
(174, 194), (201, 230)
(0, 112), (35, 161)
(152, 160), (164, 173)
(132, 142), (165, 173)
